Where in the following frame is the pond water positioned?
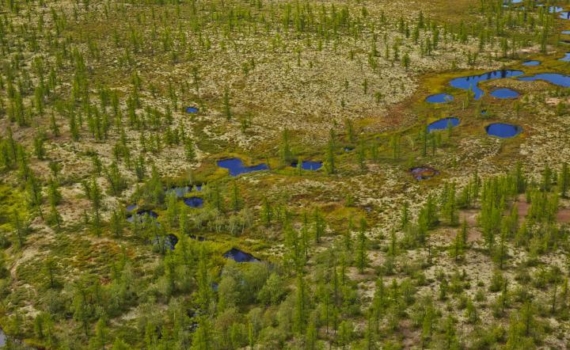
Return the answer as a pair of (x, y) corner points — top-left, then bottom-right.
(560, 11), (570, 20)
(291, 161), (323, 170)
(217, 158), (269, 176)
(519, 73), (570, 87)
(410, 167), (439, 180)
(485, 123), (522, 138)
(522, 60), (541, 66)
(223, 248), (259, 263)
(183, 197), (204, 208)
(185, 106), (199, 113)
(559, 53), (570, 61)
(153, 234), (179, 251)
(449, 70), (524, 100)
(563, 30), (570, 35)
(126, 204), (138, 212)
(427, 117), (460, 132)
(127, 210), (159, 223)
(490, 88), (520, 99)
(425, 93), (454, 103)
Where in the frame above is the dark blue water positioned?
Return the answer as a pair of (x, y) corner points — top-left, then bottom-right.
(560, 12), (570, 20)
(185, 106), (199, 113)
(291, 161), (323, 170)
(522, 60), (540, 66)
(127, 210), (159, 223)
(427, 117), (460, 132)
(519, 73), (570, 87)
(217, 158), (269, 176)
(490, 88), (520, 99)
(485, 123), (522, 138)
(183, 197), (204, 208)
(449, 70), (524, 100)
(410, 167), (439, 180)
(223, 248), (259, 263)
(425, 93), (454, 103)
(559, 53), (570, 61)
(153, 234), (179, 251)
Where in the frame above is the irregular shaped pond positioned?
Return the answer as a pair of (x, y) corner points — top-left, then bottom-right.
(291, 160), (323, 170)
(410, 167), (439, 180)
(490, 88), (520, 99)
(562, 30), (570, 35)
(185, 106), (199, 113)
(127, 210), (159, 223)
(519, 73), (570, 87)
(559, 53), (570, 61)
(153, 234), (179, 251)
(183, 197), (204, 208)
(561, 11), (570, 20)
(522, 60), (541, 66)
(425, 93), (454, 103)
(485, 123), (522, 138)
(449, 70), (524, 100)
(223, 248), (259, 263)
(427, 117), (460, 132)
(217, 158), (269, 176)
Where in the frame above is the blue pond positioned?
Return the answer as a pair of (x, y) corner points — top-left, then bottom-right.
(485, 123), (522, 138)
(449, 70), (524, 100)
(153, 234), (179, 251)
(127, 210), (159, 223)
(490, 88), (520, 99)
(183, 197), (204, 208)
(562, 31), (570, 35)
(291, 161), (323, 170)
(560, 12), (570, 20)
(185, 106), (199, 113)
(223, 248), (259, 263)
(217, 158), (269, 176)
(425, 93), (454, 103)
(427, 117), (460, 132)
(547, 6), (564, 13)
(522, 60), (540, 66)
(559, 53), (570, 62)
(519, 73), (570, 87)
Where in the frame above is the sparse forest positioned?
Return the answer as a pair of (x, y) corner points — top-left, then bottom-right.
(1, 0), (570, 349)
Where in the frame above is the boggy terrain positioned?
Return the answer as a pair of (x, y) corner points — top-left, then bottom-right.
(1, 0), (570, 349)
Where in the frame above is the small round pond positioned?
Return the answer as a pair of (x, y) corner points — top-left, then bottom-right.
(183, 197), (204, 208)
(425, 93), (454, 104)
(291, 161), (323, 171)
(410, 167), (439, 180)
(522, 60), (541, 66)
(427, 117), (460, 132)
(485, 123), (522, 138)
(185, 106), (199, 113)
(490, 88), (520, 99)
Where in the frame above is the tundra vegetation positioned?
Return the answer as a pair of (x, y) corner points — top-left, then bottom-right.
(1, 0), (570, 349)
